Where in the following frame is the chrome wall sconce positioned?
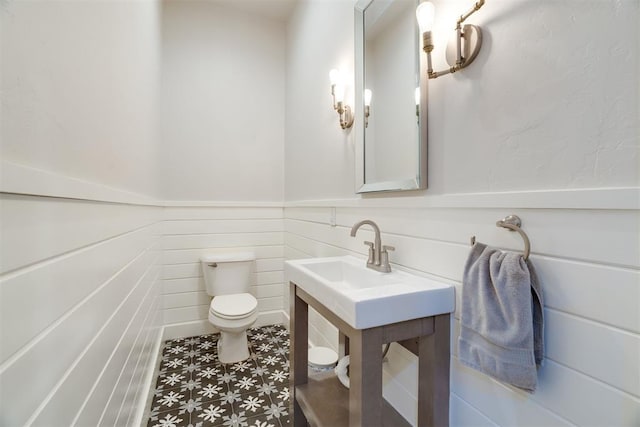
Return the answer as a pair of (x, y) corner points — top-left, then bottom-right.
(416, 0), (486, 79)
(329, 69), (354, 129)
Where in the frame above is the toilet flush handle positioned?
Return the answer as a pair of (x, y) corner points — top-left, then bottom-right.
(207, 263), (218, 268)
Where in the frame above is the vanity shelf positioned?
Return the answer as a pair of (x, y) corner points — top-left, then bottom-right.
(290, 284), (450, 427)
(296, 370), (409, 427)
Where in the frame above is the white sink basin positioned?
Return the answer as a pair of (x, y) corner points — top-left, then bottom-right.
(285, 256), (455, 329)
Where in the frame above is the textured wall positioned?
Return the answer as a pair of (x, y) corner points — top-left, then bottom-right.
(158, 1), (285, 201)
(425, 0), (639, 194)
(0, 0), (161, 197)
(284, 0), (639, 200)
(285, 0), (358, 201)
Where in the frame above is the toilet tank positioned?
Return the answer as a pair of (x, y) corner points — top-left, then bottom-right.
(200, 252), (255, 296)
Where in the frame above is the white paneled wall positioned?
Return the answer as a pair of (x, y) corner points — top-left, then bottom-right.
(0, 194), (162, 427)
(161, 206), (286, 338)
(284, 198), (640, 426)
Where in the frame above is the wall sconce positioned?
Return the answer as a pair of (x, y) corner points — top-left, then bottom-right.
(364, 89), (372, 128)
(329, 69), (354, 129)
(416, 0), (486, 79)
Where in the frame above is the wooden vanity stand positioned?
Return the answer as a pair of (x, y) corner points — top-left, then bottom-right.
(290, 283), (451, 427)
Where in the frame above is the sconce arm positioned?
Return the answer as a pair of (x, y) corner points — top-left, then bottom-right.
(428, 65), (460, 79)
(422, 9), (484, 79)
(423, 34), (461, 79)
(456, 0), (485, 28)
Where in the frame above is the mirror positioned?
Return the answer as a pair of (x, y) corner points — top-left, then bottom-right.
(355, 0), (427, 193)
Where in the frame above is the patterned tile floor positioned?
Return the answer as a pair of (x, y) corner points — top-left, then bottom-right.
(147, 324), (291, 427)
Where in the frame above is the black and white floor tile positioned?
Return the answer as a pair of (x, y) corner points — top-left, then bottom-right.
(147, 324), (291, 427)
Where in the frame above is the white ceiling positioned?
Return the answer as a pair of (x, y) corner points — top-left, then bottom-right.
(209, 0), (299, 22)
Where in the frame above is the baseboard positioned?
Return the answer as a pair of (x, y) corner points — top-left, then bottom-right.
(162, 310), (288, 341)
(133, 326), (164, 427)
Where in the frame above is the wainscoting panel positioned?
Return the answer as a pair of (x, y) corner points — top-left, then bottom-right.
(0, 193), (159, 274)
(29, 254), (161, 426)
(0, 225), (156, 363)
(0, 193), (162, 427)
(89, 298), (161, 427)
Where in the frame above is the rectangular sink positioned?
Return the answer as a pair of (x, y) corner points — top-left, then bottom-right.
(285, 256), (455, 329)
(301, 259), (397, 289)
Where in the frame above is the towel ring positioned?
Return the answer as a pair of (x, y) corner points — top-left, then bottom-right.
(496, 215), (531, 260)
(469, 215), (531, 260)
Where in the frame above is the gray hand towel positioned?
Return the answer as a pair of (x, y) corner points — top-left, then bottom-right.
(458, 242), (544, 393)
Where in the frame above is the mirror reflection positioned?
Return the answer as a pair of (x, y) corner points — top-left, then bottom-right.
(355, 0), (427, 193)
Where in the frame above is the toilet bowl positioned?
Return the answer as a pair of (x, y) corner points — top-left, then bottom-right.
(200, 252), (257, 364)
(208, 293), (258, 364)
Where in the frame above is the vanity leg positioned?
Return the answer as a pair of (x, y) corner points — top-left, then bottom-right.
(339, 332), (350, 358)
(418, 314), (450, 427)
(349, 328), (383, 427)
(290, 284), (309, 427)
(293, 400), (307, 427)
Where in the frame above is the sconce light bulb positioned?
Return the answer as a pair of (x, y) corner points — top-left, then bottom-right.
(329, 69), (340, 86)
(364, 89), (372, 106)
(416, 1), (435, 33)
(414, 87), (421, 106)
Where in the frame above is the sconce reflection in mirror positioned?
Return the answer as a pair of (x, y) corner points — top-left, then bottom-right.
(414, 87), (420, 124)
(364, 89), (372, 128)
(416, 0), (486, 79)
(329, 69), (354, 129)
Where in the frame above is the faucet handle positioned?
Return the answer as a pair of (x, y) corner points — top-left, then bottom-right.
(380, 245), (395, 273)
(363, 241), (375, 264)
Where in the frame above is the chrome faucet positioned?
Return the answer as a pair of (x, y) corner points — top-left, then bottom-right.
(350, 219), (394, 273)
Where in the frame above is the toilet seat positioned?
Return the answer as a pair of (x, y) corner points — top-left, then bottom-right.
(210, 293), (257, 320)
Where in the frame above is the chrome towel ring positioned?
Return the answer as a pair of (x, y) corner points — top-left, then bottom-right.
(470, 214), (531, 260)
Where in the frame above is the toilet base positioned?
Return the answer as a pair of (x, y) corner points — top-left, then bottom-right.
(208, 301), (258, 365)
(217, 330), (251, 364)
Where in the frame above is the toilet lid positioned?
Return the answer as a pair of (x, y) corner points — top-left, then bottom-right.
(210, 293), (258, 319)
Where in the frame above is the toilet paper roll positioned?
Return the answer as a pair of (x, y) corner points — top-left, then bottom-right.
(308, 346), (338, 371)
(334, 355), (350, 389)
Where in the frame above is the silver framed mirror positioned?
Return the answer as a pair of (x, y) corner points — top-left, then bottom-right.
(355, 0), (427, 193)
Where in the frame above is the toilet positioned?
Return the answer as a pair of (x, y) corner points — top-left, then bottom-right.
(200, 252), (258, 364)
